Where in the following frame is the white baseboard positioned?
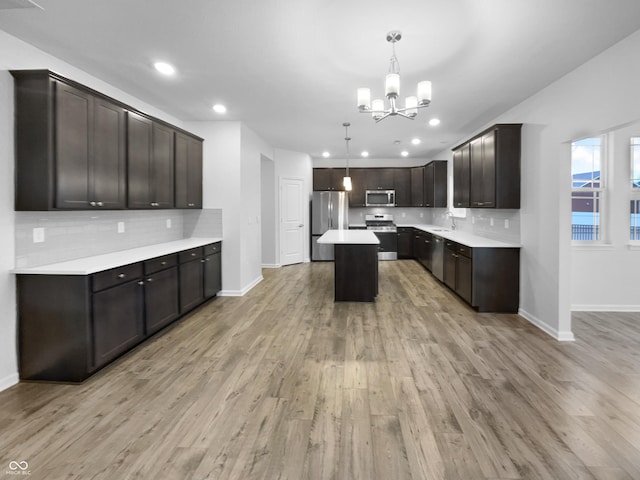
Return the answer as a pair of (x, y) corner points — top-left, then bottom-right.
(572, 304), (640, 312)
(304, 257), (310, 263)
(0, 372), (19, 393)
(518, 308), (575, 341)
(218, 275), (264, 297)
(261, 264), (281, 269)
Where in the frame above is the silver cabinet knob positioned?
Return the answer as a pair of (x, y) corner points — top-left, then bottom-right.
(138, 281), (145, 286)
(147, 278), (153, 283)
(89, 201), (96, 207)
(117, 273), (126, 278)
(161, 261), (167, 265)
(96, 201), (103, 207)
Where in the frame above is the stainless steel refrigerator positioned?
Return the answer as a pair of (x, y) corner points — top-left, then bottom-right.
(311, 191), (349, 261)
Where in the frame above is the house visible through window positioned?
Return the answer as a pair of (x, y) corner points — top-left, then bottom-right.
(630, 136), (640, 240)
(571, 137), (602, 241)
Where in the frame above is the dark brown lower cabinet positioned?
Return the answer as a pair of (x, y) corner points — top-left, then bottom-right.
(93, 279), (145, 368)
(397, 228), (413, 259)
(180, 256), (205, 313)
(18, 242), (222, 383)
(409, 228), (519, 312)
(144, 266), (180, 335)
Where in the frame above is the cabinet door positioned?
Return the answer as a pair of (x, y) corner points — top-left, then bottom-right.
(93, 97), (126, 209)
(394, 168), (412, 207)
(180, 259), (204, 313)
(55, 81), (92, 209)
(456, 254), (472, 304)
(481, 131), (496, 207)
(397, 230), (413, 258)
(469, 137), (484, 207)
(204, 253), (222, 298)
(331, 168), (346, 191)
(453, 146), (470, 208)
(367, 168), (394, 190)
(348, 168), (367, 207)
(93, 279), (144, 368)
(424, 163), (435, 207)
(313, 168), (333, 191)
(175, 133), (203, 209)
(144, 266), (180, 335)
(410, 167), (424, 206)
(127, 112), (153, 208)
(443, 248), (457, 290)
(152, 122), (175, 208)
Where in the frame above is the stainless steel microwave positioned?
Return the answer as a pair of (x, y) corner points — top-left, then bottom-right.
(365, 190), (396, 207)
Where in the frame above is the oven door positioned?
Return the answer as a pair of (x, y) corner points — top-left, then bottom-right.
(371, 231), (398, 260)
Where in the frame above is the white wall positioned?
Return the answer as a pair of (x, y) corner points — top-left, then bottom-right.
(261, 156), (277, 267)
(275, 149), (313, 263)
(240, 124), (274, 289)
(571, 122), (640, 310)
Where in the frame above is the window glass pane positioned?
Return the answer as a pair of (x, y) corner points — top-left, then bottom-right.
(632, 137), (640, 189)
(572, 137), (601, 188)
(631, 200), (640, 240)
(572, 191), (600, 240)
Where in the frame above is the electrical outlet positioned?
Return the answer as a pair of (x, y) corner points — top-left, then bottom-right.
(504, 219), (509, 229)
(166, 219), (172, 229)
(117, 221), (125, 233)
(33, 227), (45, 243)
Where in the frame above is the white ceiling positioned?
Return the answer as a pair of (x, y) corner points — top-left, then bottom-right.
(2, 0), (640, 160)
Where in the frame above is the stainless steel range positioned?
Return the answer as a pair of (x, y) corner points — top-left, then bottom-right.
(365, 214), (398, 260)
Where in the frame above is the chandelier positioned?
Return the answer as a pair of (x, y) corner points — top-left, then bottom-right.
(342, 122), (352, 191)
(357, 31), (432, 122)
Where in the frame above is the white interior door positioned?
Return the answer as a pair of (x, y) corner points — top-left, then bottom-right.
(280, 177), (305, 266)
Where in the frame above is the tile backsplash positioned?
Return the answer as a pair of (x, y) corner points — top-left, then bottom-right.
(15, 208), (223, 268)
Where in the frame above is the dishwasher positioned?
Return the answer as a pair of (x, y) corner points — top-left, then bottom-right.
(431, 235), (444, 281)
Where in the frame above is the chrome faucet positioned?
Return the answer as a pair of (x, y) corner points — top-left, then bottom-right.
(447, 211), (457, 230)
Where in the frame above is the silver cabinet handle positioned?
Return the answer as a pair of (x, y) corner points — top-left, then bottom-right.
(147, 278), (153, 282)
(188, 203), (195, 207)
(138, 281), (145, 286)
(191, 253), (196, 257)
(161, 261), (167, 265)
(89, 201), (96, 207)
(117, 273), (126, 278)
(96, 201), (103, 207)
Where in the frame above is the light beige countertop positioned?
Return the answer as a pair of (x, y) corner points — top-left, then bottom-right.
(399, 224), (521, 248)
(12, 237), (222, 275)
(317, 230), (380, 245)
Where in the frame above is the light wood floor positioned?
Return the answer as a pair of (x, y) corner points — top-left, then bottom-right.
(2, 260), (640, 479)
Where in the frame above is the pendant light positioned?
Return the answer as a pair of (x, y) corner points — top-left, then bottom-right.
(342, 122), (352, 191)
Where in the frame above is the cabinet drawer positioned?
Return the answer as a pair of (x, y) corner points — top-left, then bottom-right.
(445, 240), (457, 252)
(92, 263), (143, 292)
(204, 242), (222, 256)
(457, 244), (473, 258)
(144, 253), (177, 275)
(397, 227), (413, 234)
(179, 247), (203, 263)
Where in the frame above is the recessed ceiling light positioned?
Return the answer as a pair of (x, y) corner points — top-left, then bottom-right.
(411, 138), (421, 145)
(154, 62), (175, 76)
(212, 104), (227, 114)
(361, 151), (369, 157)
(401, 151), (409, 157)
(322, 151), (330, 158)
(429, 118), (441, 126)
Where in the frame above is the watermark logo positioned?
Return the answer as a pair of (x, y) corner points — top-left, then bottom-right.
(6, 461), (31, 476)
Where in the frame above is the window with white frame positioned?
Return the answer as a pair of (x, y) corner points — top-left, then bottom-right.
(630, 136), (640, 241)
(571, 137), (603, 241)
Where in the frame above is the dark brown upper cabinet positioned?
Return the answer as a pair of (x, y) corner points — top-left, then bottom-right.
(366, 168), (395, 190)
(11, 70), (203, 211)
(127, 113), (175, 209)
(394, 168), (412, 207)
(410, 167), (425, 207)
(175, 132), (204, 209)
(312, 167), (346, 191)
(13, 71), (126, 210)
(453, 123), (522, 209)
(453, 144), (470, 208)
(424, 161), (447, 208)
(348, 168), (367, 207)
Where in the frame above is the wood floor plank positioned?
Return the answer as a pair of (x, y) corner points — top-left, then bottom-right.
(2, 262), (640, 479)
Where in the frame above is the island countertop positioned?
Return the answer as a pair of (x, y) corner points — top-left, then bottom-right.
(317, 230), (380, 245)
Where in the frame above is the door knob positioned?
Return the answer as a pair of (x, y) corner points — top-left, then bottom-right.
(298, 224), (304, 227)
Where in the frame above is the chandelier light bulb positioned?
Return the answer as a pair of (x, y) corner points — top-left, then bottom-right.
(417, 81), (432, 106)
(357, 88), (371, 110)
(385, 73), (400, 98)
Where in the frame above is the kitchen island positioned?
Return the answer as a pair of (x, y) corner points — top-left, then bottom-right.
(317, 230), (380, 302)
